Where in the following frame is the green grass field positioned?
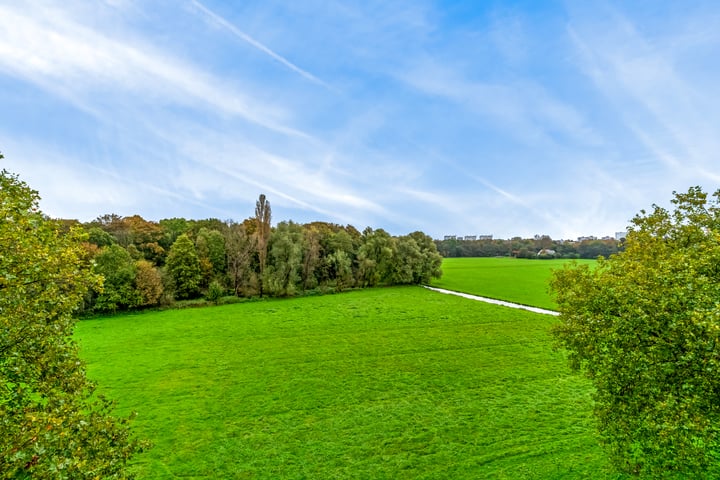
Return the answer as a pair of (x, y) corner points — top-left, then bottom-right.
(76, 286), (623, 479)
(430, 258), (596, 310)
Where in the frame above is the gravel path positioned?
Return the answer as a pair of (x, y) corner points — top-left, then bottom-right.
(423, 286), (560, 316)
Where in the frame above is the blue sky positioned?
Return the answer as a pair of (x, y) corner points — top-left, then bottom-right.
(1, 1), (719, 240)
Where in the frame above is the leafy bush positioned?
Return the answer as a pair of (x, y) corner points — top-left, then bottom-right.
(206, 280), (226, 303)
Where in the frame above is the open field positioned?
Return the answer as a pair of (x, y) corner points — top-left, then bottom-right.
(76, 286), (623, 479)
(431, 258), (596, 310)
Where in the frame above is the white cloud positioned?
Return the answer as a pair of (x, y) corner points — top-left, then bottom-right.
(0, 3), (305, 138)
(568, 6), (720, 186)
(398, 58), (599, 148)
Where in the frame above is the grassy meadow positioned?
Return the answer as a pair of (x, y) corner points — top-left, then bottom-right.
(431, 257), (596, 310)
(76, 285), (623, 479)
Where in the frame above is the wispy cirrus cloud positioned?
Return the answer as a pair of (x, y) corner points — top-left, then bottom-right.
(3, 1), (720, 240)
(396, 57), (601, 152)
(0, 3), (306, 138)
(567, 5), (720, 185)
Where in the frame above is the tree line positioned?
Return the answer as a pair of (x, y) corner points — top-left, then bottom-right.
(68, 194), (442, 312)
(435, 235), (622, 259)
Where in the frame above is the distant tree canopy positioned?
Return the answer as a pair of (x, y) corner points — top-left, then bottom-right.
(55, 194), (444, 311)
(435, 236), (620, 259)
(0, 164), (144, 478)
(552, 187), (720, 477)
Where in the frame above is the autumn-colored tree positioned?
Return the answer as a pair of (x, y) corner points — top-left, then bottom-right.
(0, 163), (144, 478)
(93, 213), (131, 247)
(123, 214), (165, 263)
(134, 259), (163, 306)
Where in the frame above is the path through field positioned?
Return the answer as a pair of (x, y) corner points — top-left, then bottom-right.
(423, 285), (560, 316)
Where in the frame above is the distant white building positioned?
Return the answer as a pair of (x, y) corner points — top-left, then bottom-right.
(464, 235), (477, 241)
(478, 235), (493, 240)
(443, 235), (456, 240)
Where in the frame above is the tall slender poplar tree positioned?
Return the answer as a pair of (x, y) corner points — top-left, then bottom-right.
(255, 194), (272, 297)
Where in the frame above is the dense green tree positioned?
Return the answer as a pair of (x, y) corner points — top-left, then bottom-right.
(166, 234), (201, 300)
(196, 228), (226, 277)
(551, 187), (720, 477)
(158, 217), (190, 251)
(0, 165), (143, 478)
(391, 233), (442, 285)
(357, 228), (395, 286)
(267, 221), (303, 296)
(576, 239), (618, 259)
(190, 218), (227, 236)
(391, 235), (420, 284)
(92, 244), (140, 312)
(327, 229), (354, 255)
(86, 226), (117, 248)
(327, 250), (353, 291)
(407, 231), (443, 284)
(322, 229), (358, 289)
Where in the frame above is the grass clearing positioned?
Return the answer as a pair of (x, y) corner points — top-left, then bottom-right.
(76, 286), (622, 479)
(431, 258), (596, 310)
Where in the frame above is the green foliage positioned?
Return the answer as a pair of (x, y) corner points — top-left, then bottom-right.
(267, 221), (303, 295)
(77, 195), (442, 305)
(551, 187), (720, 477)
(0, 166), (144, 478)
(76, 287), (618, 479)
(326, 249), (352, 291)
(166, 234), (202, 300)
(300, 227), (321, 291)
(356, 227), (395, 286)
(204, 229), (226, 274)
(205, 279), (225, 304)
(436, 235), (622, 259)
(93, 244), (140, 312)
(158, 217), (189, 251)
(576, 239), (619, 259)
(390, 235), (421, 284)
(406, 231), (443, 283)
(86, 226), (117, 247)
